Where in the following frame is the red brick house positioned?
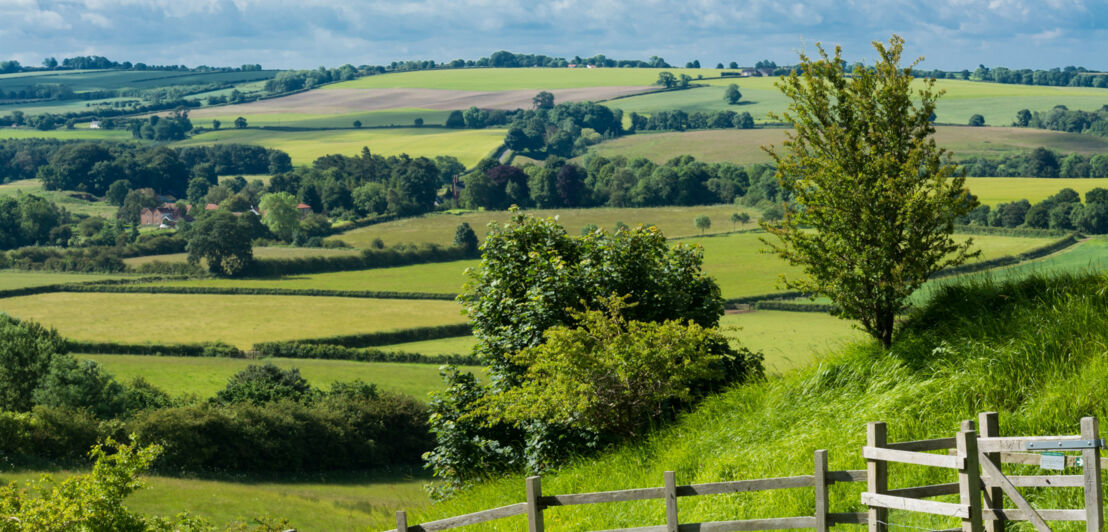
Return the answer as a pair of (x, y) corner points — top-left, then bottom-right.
(139, 203), (188, 227)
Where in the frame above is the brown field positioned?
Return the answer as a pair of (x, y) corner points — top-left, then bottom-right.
(190, 87), (653, 117)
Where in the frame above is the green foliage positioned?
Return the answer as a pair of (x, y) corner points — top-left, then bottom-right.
(453, 222), (479, 256)
(478, 297), (760, 438)
(214, 363), (312, 405)
(968, 113), (986, 126)
(185, 210), (254, 276)
(252, 341), (479, 365)
(0, 314), (67, 412)
(763, 35), (977, 346)
(32, 357), (126, 418)
(694, 214), (711, 234)
(258, 192), (299, 241)
(724, 83), (742, 105)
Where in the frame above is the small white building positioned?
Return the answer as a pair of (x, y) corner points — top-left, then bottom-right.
(89, 120), (101, 129)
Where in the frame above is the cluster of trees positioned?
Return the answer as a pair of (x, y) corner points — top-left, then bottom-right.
(960, 187), (1108, 233)
(461, 155), (781, 211)
(0, 194), (70, 249)
(1013, 105), (1108, 136)
(500, 101), (623, 157)
(961, 148), (1108, 178)
(128, 110), (193, 141)
(627, 109), (755, 131)
(0, 55), (264, 74)
(426, 212), (762, 490)
(0, 98), (203, 129)
(263, 65), (360, 93)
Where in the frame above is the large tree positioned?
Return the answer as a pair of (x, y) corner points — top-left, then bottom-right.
(762, 35), (977, 347)
(259, 192), (300, 241)
(186, 210), (254, 276)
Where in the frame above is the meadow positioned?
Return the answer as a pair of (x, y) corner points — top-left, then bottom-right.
(190, 108), (452, 128)
(963, 177), (1108, 205)
(121, 245), (363, 267)
(0, 178), (121, 217)
(0, 126), (133, 141)
(77, 354), (483, 400)
(0, 293), (466, 348)
(327, 68), (731, 91)
(0, 270), (136, 290)
(0, 69), (279, 94)
(175, 127), (505, 166)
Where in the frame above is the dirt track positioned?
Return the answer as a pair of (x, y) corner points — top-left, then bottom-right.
(189, 87), (654, 116)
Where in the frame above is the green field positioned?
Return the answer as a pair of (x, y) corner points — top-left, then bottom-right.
(963, 177), (1108, 205)
(0, 127), (133, 141)
(330, 204), (764, 248)
(148, 259), (477, 294)
(192, 108), (452, 129)
(121, 245), (363, 267)
(0, 293), (466, 348)
(382, 334), (477, 355)
(586, 126), (1108, 168)
(175, 127), (505, 167)
(720, 310), (865, 374)
(0, 468), (428, 531)
(328, 68), (730, 91)
(0, 178), (120, 217)
(0, 270), (136, 290)
(78, 354), (482, 400)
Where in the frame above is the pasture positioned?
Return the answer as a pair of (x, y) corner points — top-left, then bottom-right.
(0, 127), (133, 141)
(0, 178), (120, 218)
(0, 293), (466, 348)
(720, 310), (865, 374)
(963, 177), (1108, 205)
(330, 204), (765, 248)
(0, 69), (279, 94)
(121, 245), (362, 267)
(585, 126), (1108, 167)
(0, 270), (135, 290)
(0, 468), (428, 532)
(327, 68), (730, 90)
(190, 108), (452, 128)
(175, 127), (505, 167)
(78, 354), (483, 400)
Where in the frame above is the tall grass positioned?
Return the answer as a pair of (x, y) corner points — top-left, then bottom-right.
(414, 272), (1108, 531)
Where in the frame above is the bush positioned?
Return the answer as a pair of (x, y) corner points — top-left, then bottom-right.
(214, 363), (313, 405)
(32, 357), (127, 418)
(0, 314), (67, 412)
(251, 341), (479, 365)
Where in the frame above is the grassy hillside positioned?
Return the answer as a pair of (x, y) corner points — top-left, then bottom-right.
(121, 245), (362, 267)
(0, 127), (134, 141)
(190, 108), (452, 128)
(0, 270), (137, 290)
(327, 68), (728, 90)
(415, 272), (1108, 529)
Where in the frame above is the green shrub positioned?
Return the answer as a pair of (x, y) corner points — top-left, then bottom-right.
(32, 357), (127, 418)
(213, 363), (312, 405)
(0, 314), (67, 412)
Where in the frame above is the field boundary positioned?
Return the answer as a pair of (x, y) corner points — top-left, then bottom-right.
(62, 283), (458, 301)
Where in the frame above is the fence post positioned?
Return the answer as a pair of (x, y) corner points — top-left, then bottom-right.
(526, 475), (545, 532)
(665, 470), (679, 532)
(396, 510), (407, 532)
(957, 430), (983, 532)
(1081, 417), (1103, 532)
(815, 449), (829, 532)
(979, 412), (1004, 532)
(868, 422), (888, 532)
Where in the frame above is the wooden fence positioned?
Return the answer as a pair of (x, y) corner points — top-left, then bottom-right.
(391, 413), (1104, 532)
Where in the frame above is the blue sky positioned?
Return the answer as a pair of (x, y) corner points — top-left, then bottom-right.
(2, 0), (1105, 71)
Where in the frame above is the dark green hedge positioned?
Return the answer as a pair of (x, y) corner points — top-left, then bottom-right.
(65, 284), (457, 301)
(932, 233), (1079, 279)
(252, 341), (480, 365)
(245, 244), (475, 276)
(753, 301), (837, 313)
(952, 225), (1069, 238)
(292, 323), (473, 348)
(66, 340), (243, 358)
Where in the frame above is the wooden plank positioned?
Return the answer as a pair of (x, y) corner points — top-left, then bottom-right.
(958, 430), (984, 532)
(1081, 417), (1103, 532)
(675, 516), (818, 531)
(980, 412), (1005, 532)
(861, 492), (971, 518)
(666, 471), (679, 532)
(829, 513), (869, 525)
(978, 451), (1051, 532)
(984, 510), (1087, 522)
(996, 476), (1084, 488)
(676, 476), (814, 496)
(396, 510), (408, 532)
(526, 476), (544, 532)
(978, 435), (1083, 453)
(827, 470), (867, 484)
(887, 483), (960, 499)
(862, 446), (966, 470)
(868, 422), (888, 532)
(541, 487), (665, 506)
(886, 438), (958, 452)
(413, 503), (527, 532)
(815, 450), (829, 532)
(594, 526), (666, 532)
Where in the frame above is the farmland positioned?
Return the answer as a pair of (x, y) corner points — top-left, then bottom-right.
(78, 354), (483, 400)
(326, 68), (728, 90)
(0, 178), (120, 217)
(0, 126), (133, 141)
(121, 245), (363, 267)
(720, 310), (865, 374)
(175, 126), (505, 166)
(0, 293), (466, 348)
(0, 270), (137, 290)
(963, 177), (1108, 205)
(189, 108), (453, 128)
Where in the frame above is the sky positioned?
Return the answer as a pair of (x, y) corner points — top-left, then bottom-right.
(2, 0), (1105, 71)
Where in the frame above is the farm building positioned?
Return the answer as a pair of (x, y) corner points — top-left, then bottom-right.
(139, 203), (188, 227)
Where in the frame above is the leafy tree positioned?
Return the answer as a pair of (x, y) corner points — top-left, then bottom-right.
(259, 191), (300, 241)
(353, 120), (362, 128)
(1086, 187), (1108, 205)
(106, 179), (131, 206)
(117, 188), (158, 226)
(656, 71), (677, 88)
(762, 35), (977, 347)
(445, 110), (465, 128)
(454, 222), (479, 255)
(729, 61), (739, 69)
(724, 83), (743, 104)
(185, 176), (210, 206)
(694, 214), (711, 234)
(211, 119), (221, 130)
(730, 212), (741, 230)
(214, 363), (313, 405)
(185, 210), (254, 276)
(1015, 109), (1032, 127)
(414, 117), (424, 127)
(968, 114), (986, 126)
(0, 314), (67, 412)
(268, 151), (293, 174)
(32, 357), (126, 418)
(234, 116), (247, 129)
(532, 91), (555, 110)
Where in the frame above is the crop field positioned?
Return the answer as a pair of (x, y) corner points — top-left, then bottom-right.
(0, 271), (136, 290)
(78, 354), (483, 400)
(189, 108), (452, 128)
(148, 259), (477, 294)
(0, 69), (279, 93)
(586, 126), (1108, 168)
(0, 468), (428, 531)
(175, 127), (505, 167)
(0, 126), (133, 141)
(328, 68), (730, 91)
(382, 335), (477, 355)
(720, 310), (865, 374)
(121, 245), (362, 267)
(963, 177), (1108, 205)
(0, 178), (120, 217)
(0, 293), (466, 348)
(331, 204), (764, 248)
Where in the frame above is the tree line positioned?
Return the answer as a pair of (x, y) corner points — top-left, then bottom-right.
(912, 64), (1108, 88)
(1011, 105), (1108, 137)
(961, 147), (1108, 178)
(961, 187), (1108, 233)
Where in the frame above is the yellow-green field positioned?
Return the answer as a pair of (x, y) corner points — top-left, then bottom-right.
(191, 108), (452, 128)
(0, 127), (134, 141)
(121, 245), (363, 267)
(0, 293), (466, 348)
(0, 270), (137, 290)
(328, 68), (729, 90)
(175, 127), (505, 167)
(383, 335), (477, 355)
(147, 260), (477, 294)
(963, 177), (1108, 205)
(0, 178), (119, 218)
(330, 204), (764, 248)
(720, 310), (865, 374)
(0, 469), (429, 532)
(79, 354), (482, 400)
